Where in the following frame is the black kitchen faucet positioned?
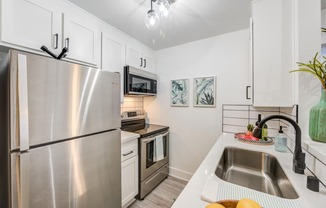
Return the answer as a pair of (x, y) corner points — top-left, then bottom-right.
(253, 115), (306, 174)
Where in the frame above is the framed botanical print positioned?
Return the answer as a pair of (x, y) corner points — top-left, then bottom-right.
(193, 76), (216, 107)
(171, 79), (189, 107)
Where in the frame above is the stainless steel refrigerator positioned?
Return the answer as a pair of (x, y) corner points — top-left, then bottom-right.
(0, 49), (122, 208)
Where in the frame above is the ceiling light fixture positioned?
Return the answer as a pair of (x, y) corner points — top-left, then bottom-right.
(145, 0), (173, 30)
(145, 0), (160, 30)
(156, 0), (171, 15)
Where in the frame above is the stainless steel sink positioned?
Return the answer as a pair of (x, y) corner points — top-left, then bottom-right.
(215, 147), (299, 199)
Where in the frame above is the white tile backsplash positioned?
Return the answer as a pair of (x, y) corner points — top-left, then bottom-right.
(315, 159), (326, 185)
(303, 149), (316, 172)
(121, 96), (143, 112)
(223, 110), (249, 118)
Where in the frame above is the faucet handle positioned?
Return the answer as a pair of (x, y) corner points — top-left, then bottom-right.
(293, 152), (306, 174)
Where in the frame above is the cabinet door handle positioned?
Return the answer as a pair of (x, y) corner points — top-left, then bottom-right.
(123, 151), (134, 156)
(140, 58), (143, 67)
(65, 38), (70, 51)
(246, 86), (251, 100)
(144, 59), (147, 68)
(17, 54), (30, 151)
(53, 33), (58, 49)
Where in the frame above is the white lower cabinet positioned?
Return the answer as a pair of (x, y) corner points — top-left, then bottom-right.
(121, 139), (138, 208)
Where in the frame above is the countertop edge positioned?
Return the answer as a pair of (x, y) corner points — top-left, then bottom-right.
(171, 133), (326, 208)
(121, 131), (140, 143)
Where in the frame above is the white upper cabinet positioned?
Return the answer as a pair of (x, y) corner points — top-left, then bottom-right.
(0, 0), (155, 70)
(63, 13), (101, 66)
(126, 43), (155, 73)
(102, 31), (125, 72)
(1, 0), (61, 53)
(1, 0), (101, 66)
(252, 0), (296, 107)
(126, 45), (142, 68)
(142, 51), (155, 73)
(102, 30), (126, 102)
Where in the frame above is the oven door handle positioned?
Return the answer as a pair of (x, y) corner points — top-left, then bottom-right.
(143, 131), (169, 143)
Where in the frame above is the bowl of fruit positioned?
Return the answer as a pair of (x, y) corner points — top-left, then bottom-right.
(205, 198), (262, 208)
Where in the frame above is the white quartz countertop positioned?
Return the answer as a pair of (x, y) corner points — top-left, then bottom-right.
(121, 130), (140, 143)
(171, 133), (326, 208)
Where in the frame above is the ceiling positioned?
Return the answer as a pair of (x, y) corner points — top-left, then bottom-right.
(68, 0), (252, 50)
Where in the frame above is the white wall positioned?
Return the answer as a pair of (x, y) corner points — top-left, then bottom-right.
(297, 0), (321, 139)
(321, 9), (326, 46)
(144, 29), (250, 180)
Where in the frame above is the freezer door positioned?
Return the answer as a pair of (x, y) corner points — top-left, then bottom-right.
(9, 50), (121, 150)
(11, 130), (121, 208)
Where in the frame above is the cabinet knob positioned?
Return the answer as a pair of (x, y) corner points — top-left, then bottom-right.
(144, 59), (147, 68)
(140, 57), (143, 67)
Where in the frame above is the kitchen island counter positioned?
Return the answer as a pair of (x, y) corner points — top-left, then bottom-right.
(171, 133), (326, 208)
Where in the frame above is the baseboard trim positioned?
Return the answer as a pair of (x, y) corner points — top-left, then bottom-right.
(169, 166), (193, 181)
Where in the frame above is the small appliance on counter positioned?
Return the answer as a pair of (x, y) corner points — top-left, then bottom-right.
(121, 110), (169, 199)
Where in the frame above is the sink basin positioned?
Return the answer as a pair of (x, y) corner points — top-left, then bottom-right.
(215, 147), (299, 199)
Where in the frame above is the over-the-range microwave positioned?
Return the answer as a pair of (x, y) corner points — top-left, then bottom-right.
(124, 66), (157, 96)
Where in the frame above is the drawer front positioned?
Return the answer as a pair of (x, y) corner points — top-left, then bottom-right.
(122, 141), (138, 162)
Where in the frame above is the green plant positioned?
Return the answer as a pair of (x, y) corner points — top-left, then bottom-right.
(200, 91), (214, 105)
(247, 124), (254, 132)
(290, 53), (326, 89)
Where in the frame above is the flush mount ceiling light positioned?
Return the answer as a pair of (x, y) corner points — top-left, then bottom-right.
(145, 0), (173, 30)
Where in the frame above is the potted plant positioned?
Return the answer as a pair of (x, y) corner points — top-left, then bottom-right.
(290, 53), (326, 142)
(246, 124), (254, 136)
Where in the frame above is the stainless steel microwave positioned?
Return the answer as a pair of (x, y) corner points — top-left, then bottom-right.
(124, 66), (157, 96)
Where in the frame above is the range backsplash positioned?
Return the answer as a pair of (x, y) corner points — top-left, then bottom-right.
(121, 97), (143, 112)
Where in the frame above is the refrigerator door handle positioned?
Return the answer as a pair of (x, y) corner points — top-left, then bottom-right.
(19, 153), (30, 208)
(18, 54), (30, 151)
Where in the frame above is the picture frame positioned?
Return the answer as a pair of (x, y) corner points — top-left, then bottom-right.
(193, 76), (216, 107)
(171, 79), (190, 107)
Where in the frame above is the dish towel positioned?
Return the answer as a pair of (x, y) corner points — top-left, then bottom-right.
(200, 177), (219, 203)
(155, 135), (164, 161)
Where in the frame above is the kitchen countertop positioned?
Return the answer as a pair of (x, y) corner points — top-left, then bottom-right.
(171, 133), (326, 208)
(121, 130), (140, 143)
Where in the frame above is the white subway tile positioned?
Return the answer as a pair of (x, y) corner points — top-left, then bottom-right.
(302, 149), (316, 172)
(223, 105), (250, 111)
(223, 110), (249, 118)
(223, 118), (248, 127)
(315, 159), (326, 185)
(223, 125), (246, 134)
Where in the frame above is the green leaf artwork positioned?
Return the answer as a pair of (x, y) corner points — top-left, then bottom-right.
(194, 76), (216, 107)
(171, 79), (189, 106)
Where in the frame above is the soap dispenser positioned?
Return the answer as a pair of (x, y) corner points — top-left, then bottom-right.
(275, 126), (287, 152)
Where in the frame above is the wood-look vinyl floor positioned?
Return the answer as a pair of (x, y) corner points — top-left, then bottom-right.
(128, 176), (188, 208)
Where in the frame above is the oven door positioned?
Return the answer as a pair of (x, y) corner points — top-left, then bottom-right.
(140, 131), (169, 181)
